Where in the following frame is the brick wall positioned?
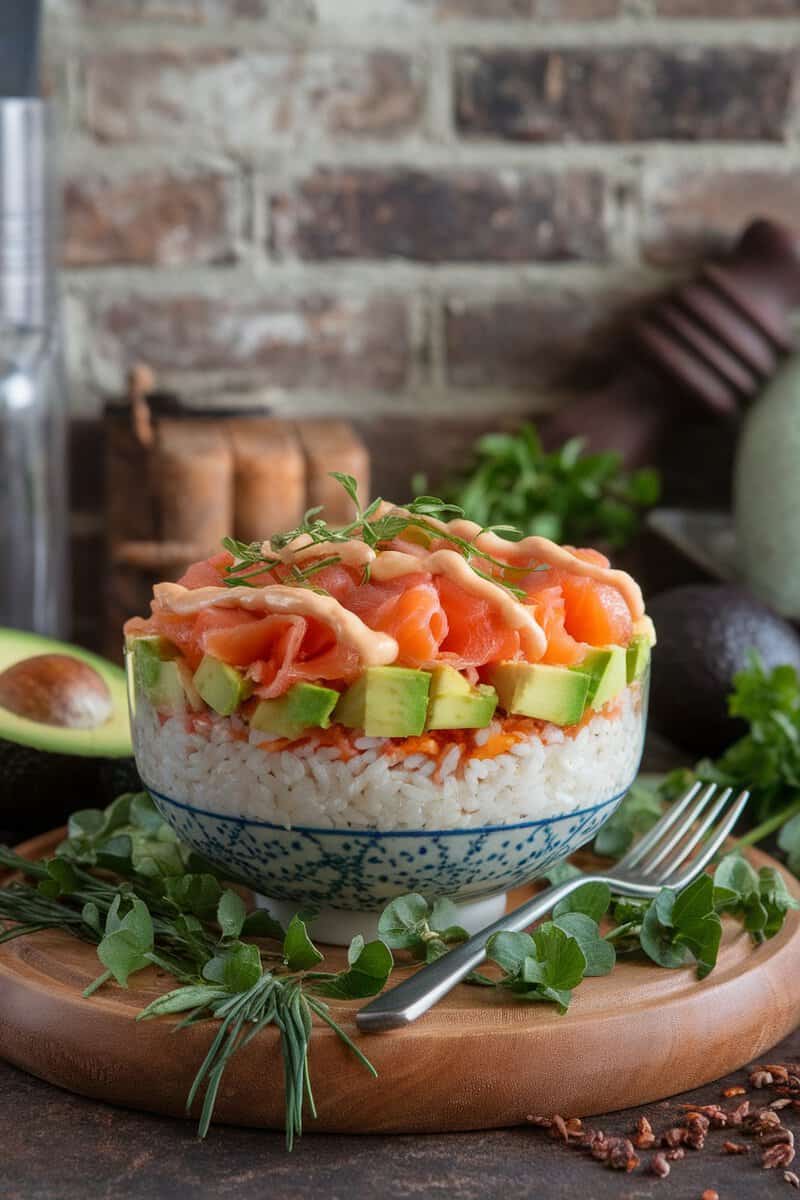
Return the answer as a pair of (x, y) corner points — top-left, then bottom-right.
(43, 0), (800, 429)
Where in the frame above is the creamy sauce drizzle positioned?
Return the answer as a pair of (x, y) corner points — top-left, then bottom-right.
(156, 503), (646, 668)
(153, 582), (398, 666)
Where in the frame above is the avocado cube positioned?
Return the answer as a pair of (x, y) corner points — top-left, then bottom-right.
(131, 635), (175, 693)
(626, 635), (651, 684)
(488, 662), (590, 726)
(576, 646), (627, 711)
(425, 665), (497, 730)
(335, 667), (431, 737)
(193, 655), (253, 716)
(251, 682), (339, 740)
(143, 659), (204, 714)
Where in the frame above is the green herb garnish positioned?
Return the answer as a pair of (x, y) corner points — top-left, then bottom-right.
(423, 424), (660, 550)
(221, 474), (531, 602)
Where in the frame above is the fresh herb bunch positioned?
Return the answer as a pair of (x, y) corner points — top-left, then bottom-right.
(0, 792), (392, 1149)
(221, 473), (529, 600)
(608, 654), (800, 873)
(0, 789), (797, 1147)
(426, 424), (660, 550)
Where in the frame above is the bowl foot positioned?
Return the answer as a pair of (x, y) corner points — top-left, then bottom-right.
(255, 892), (508, 947)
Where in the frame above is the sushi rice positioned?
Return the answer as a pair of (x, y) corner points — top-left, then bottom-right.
(133, 679), (645, 833)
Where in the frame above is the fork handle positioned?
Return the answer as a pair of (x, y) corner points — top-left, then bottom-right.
(356, 876), (601, 1032)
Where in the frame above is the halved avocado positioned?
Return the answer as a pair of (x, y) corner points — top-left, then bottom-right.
(0, 629), (138, 838)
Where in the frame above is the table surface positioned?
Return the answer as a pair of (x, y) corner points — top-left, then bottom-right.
(2, 1027), (799, 1200)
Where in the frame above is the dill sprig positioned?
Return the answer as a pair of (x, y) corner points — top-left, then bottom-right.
(221, 473), (529, 601)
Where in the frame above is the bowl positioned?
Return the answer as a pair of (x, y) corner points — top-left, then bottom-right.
(127, 652), (648, 944)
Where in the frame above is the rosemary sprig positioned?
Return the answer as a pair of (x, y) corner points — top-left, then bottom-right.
(0, 794), (391, 1148)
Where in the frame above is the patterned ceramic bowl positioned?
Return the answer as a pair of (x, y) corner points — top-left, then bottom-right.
(128, 655), (648, 944)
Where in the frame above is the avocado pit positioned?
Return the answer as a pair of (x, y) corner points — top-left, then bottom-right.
(0, 654), (113, 730)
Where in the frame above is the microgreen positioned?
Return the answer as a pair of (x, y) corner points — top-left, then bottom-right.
(420, 423), (660, 551)
(377, 894), (468, 963)
(220, 474), (531, 603)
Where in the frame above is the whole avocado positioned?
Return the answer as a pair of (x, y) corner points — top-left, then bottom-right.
(648, 584), (800, 756)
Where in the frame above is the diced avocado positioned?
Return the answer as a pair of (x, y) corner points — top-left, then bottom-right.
(251, 682), (339, 740)
(193, 654), (253, 716)
(131, 635), (176, 693)
(487, 662), (590, 726)
(144, 659), (204, 714)
(626, 635), (651, 684)
(576, 646), (627, 711)
(335, 667), (431, 737)
(425, 665), (497, 730)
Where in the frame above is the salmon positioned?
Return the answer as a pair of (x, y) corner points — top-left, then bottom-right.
(127, 539), (635, 699)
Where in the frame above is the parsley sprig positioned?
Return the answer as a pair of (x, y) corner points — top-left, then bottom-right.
(220, 474), (530, 600)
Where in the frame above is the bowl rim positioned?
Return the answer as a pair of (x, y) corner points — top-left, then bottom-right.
(146, 782), (630, 839)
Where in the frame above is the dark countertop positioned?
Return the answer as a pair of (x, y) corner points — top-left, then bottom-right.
(2, 1027), (799, 1200)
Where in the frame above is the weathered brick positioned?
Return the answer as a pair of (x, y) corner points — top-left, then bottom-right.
(79, 291), (409, 390)
(641, 167), (800, 266)
(454, 46), (797, 142)
(272, 169), (607, 262)
(64, 169), (238, 267)
(85, 49), (424, 147)
(656, 0), (798, 13)
(441, 0), (619, 16)
(445, 292), (618, 388)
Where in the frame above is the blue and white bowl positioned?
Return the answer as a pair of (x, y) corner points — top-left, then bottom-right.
(128, 653), (648, 943)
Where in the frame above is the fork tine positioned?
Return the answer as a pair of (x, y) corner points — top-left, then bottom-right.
(639, 784), (721, 875)
(648, 787), (732, 881)
(617, 781), (703, 870)
(664, 789), (750, 890)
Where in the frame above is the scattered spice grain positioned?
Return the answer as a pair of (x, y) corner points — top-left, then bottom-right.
(650, 1152), (670, 1178)
(722, 1086), (746, 1098)
(785, 1169), (800, 1188)
(722, 1140), (748, 1155)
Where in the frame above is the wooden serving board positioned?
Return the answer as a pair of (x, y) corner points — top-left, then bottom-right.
(1, 831), (799, 1134)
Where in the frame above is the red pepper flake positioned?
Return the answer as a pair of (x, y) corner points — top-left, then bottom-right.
(633, 1115), (656, 1149)
(723, 1140), (749, 1155)
(722, 1085), (747, 1098)
(608, 1138), (639, 1172)
(701, 1191), (720, 1200)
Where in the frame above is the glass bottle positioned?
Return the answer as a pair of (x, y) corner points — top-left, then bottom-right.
(0, 99), (68, 636)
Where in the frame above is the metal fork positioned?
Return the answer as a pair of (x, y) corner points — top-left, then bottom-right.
(356, 782), (749, 1032)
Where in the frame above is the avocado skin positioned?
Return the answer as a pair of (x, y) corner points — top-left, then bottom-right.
(0, 740), (141, 839)
(648, 584), (800, 756)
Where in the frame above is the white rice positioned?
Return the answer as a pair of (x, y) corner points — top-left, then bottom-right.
(132, 683), (646, 832)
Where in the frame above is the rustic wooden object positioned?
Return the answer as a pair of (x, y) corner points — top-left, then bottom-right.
(296, 420), (370, 524)
(154, 419), (234, 554)
(230, 418), (305, 544)
(1, 831), (798, 1136)
(542, 218), (800, 465)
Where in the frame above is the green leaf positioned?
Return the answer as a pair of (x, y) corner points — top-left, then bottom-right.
(639, 890), (686, 969)
(553, 882), (611, 923)
(283, 915), (324, 971)
(486, 930), (535, 977)
(377, 894), (430, 949)
(137, 985), (228, 1020)
(714, 854), (759, 900)
(531, 923), (587, 991)
(543, 860), (584, 886)
(129, 792), (164, 834)
(553, 912), (615, 977)
(778, 811), (800, 874)
(96, 897), (154, 987)
(217, 889), (247, 940)
(313, 939), (393, 1000)
(165, 873), (223, 920)
(759, 867), (800, 939)
(241, 910), (286, 941)
(202, 941), (263, 993)
(429, 898), (461, 933)
(37, 858), (78, 898)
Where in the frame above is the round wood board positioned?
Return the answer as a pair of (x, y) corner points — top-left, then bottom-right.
(1, 830), (799, 1135)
